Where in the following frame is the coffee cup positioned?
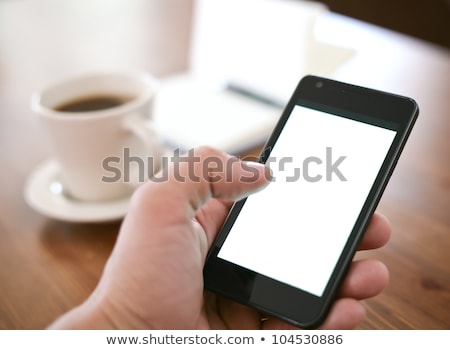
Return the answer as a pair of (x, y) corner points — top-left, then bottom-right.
(30, 70), (163, 202)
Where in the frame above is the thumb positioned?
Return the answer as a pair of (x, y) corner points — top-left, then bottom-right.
(146, 146), (272, 216)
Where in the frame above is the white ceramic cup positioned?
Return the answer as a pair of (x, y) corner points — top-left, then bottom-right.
(31, 70), (163, 202)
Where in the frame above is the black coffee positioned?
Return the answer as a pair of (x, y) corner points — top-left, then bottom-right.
(55, 95), (132, 112)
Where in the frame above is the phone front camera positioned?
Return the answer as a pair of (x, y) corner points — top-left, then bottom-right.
(315, 81), (324, 89)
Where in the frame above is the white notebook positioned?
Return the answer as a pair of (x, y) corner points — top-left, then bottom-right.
(153, 74), (282, 155)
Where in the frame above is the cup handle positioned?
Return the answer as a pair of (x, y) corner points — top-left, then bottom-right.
(123, 115), (164, 186)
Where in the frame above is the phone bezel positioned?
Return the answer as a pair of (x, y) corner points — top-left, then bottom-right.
(203, 75), (419, 328)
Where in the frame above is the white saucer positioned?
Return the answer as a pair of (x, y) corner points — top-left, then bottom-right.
(24, 159), (131, 223)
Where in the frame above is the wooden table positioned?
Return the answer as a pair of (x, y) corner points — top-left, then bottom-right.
(0, 0), (449, 329)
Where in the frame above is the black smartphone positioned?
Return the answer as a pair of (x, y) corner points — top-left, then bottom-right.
(203, 75), (419, 328)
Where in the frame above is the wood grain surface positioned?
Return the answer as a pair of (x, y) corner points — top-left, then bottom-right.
(0, 0), (448, 329)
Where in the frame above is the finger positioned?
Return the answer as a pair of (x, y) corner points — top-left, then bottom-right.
(174, 146), (271, 207)
(262, 259), (387, 330)
(256, 298), (366, 330)
(194, 198), (232, 247)
(261, 318), (301, 330)
(203, 292), (228, 329)
(358, 212), (391, 251)
(139, 146), (271, 217)
(318, 298), (366, 330)
(338, 259), (389, 299)
(217, 297), (262, 330)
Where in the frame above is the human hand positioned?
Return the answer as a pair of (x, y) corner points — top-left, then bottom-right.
(50, 146), (390, 330)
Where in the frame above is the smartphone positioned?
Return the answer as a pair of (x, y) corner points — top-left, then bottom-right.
(203, 75), (419, 328)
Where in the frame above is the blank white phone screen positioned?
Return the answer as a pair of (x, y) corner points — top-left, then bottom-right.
(218, 105), (396, 297)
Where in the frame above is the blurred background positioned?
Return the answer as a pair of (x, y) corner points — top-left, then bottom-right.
(0, 0), (448, 330)
(320, 0), (450, 48)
